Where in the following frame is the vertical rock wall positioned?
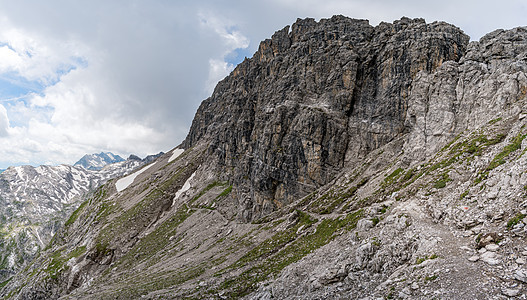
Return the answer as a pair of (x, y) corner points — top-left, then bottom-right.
(183, 16), (469, 221)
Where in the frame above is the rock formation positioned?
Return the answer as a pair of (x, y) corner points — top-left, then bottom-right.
(4, 15), (527, 299)
(184, 16), (468, 222)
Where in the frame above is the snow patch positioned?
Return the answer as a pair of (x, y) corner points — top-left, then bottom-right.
(15, 166), (24, 180)
(173, 172), (195, 205)
(168, 148), (184, 163)
(34, 229), (44, 246)
(115, 163), (154, 192)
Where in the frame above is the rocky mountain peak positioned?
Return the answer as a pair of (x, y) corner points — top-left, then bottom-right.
(127, 154), (142, 161)
(183, 16), (469, 221)
(74, 152), (125, 171)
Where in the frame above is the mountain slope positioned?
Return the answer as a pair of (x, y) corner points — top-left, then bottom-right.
(4, 16), (527, 299)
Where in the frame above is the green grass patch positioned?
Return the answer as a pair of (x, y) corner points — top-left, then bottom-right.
(95, 241), (111, 257)
(507, 213), (526, 229)
(44, 245), (87, 280)
(190, 181), (228, 205)
(384, 168), (404, 186)
(0, 277), (11, 289)
(308, 178), (368, 214)
(425, 275), (438, 282)
(416, 254), (438, 265)
(449, 134), (505, 158)
(44, 250), (66, 279)
(217, 185), (233, 199)
(69, 246), (87, 258)
(433, 173), (451, 189)
(402, 169), (415, 181)
(487, 132), (527, 171)
(473, 131), (526, 185)
(105, 264), (206, 299)
(488, 117), (502, 125)
(64, 200), (89, 227)
(96, 164), (195, 246)
(227, 211), (317, 270)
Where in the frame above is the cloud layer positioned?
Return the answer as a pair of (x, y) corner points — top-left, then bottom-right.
(0, 1), (524, 168)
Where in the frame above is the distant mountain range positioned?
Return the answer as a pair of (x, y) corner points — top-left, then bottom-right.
(74, 152), (125, 170)
(0, 151), (162, 282)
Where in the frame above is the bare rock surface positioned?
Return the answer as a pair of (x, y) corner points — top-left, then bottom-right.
(183, 15), (468, 222)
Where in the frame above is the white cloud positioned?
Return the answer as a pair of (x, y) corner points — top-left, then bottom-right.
(198, 12), (250, 94)
(198, 11), (250, 50)
(0, 104), (10, 136)
(206, 59), (234, 94)
(0, 45), (23, 72)
(0, 23), (84, 84)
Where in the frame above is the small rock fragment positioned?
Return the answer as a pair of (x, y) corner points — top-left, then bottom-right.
(468, 255), (480, 262)
(480, 251), (500, 265)
(502, 288), (520, 297)
(357, 219), (374, 231)
(477, 232), (500, 249)
(460, 246), (472, 251)
(485, 244), (499, 252)
(514, 269), (527, 283)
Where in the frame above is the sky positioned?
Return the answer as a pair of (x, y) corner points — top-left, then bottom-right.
(0, 0), (524, 168)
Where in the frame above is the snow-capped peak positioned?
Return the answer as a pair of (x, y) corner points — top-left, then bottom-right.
(74, 152), (125, 171)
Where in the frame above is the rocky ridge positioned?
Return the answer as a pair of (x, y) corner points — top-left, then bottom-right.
(4, 16), (527, 299)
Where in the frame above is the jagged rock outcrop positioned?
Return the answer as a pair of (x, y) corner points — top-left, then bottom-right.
(5, 15), (527, 300)
(183, 15), (469, 221)
(405, 26), (527, 161)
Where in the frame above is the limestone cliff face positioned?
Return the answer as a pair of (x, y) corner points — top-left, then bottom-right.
(404, 27), (527, 161)
(183, 16), (469, 221)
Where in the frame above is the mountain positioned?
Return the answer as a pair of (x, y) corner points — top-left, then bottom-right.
(0, 153), (162, 285)
(4, 16), (527, 299)
(74, 152), (125, 170)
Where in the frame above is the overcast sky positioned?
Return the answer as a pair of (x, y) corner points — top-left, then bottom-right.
(0, 0), (524, 168)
